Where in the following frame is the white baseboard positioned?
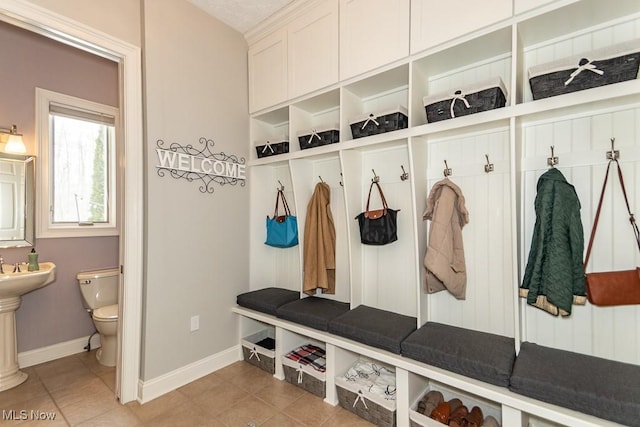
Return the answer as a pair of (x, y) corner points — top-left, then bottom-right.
(138, 344), (242, 404)
(18, 334), (101, 368)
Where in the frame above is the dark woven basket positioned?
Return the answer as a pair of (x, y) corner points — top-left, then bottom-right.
(255, 141), (289, 158)
(298, 129), (339, 150)
(242, 345), (275, 374)
(336, 384), (396, 427)
(283, 364), (325, 398)
(350, 110), (408, 139)
(529, 42), (640, 100)
(424, 85), (506, 123)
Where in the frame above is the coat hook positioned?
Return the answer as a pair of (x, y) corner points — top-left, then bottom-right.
(484, 154), (494, 173)
(400, 165), (409, 181)
(339, 173), (343, 187)
(372, 169), (380, 183)
(547, 146), (558, 167)
(318, 175), (324, 183)
(443, 160), (452, 177)
(277, 180), (285, 191)
(606, 137), (619, 160)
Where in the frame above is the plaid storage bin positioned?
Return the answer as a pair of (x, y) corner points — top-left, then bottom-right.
(282, 344), (326, 398)
(255, 139), (289, 158)
(241, 329), (276, 374)
(349, 106), (408, 139)
(529, 38), (640, 100)
(297, 125), (340, 150)
(335, 359), (397, 427)
(423, 77), (507, 123)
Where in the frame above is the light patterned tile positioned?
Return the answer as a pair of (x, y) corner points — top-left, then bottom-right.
(74, 405), (141, 427)
(282, 393), (340, 427)
(217, 395), (277, 427)
(126, 390), (191, 423)
(1, 393), (67, 426)
(142, 401), (225, 427)
(52, 378), (120, 425)
(321, 405), (376, 426)
(253, 379), (305, 410)
(261, 412), (306, 427)
(177, 373), (225, 399)
(0, 371), (49, 408)
(192, 381), (251, 418)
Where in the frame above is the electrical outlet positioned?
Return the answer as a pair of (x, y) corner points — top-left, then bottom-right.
(190, 315), (199, 332)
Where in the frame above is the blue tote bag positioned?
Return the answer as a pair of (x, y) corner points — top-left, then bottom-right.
(265, 189), (299, 248)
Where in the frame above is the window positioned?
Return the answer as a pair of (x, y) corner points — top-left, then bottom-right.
(36, 88), (119, 238)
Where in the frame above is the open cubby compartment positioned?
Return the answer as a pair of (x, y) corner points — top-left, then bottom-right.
(290, 89), (341, 151)
(516, 0), (640, 104)
(341, 64), (410, 142)
(408, 372), (502, 427)
(289, 155), (349, 303)
(279, 328), (327, 397)
(333, 346), (397, 427)
(340, 143), (419, 318)
(410, 26), (513, 128)
(414, 125), (516, 338)
(251, 106), (290, 162)
(248, 163), (301, 293)
(241, 319), (276, 374)
(517, 103), (640, 365)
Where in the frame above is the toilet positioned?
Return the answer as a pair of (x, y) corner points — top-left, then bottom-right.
(77, 268), (119, 367)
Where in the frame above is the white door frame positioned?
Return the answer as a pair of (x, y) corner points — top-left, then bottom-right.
(0, 0), (144, 403)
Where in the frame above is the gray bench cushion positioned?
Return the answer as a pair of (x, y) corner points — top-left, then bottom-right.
(276, 297), (350, 331)
(236, 287), (300, 316)
(401, 322), (515, 387)
(510, 342), (640, 427)
(328, 305), (417, 354)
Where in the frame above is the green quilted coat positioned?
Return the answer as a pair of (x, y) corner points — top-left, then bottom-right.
(520, 168), (587, 316)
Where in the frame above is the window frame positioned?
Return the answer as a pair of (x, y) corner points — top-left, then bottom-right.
(36, 88), (120, 238)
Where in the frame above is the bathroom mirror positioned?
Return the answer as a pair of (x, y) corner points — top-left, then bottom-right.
(0, 153), (35, 248)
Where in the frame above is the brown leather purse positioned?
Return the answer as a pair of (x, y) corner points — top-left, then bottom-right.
(584, 159), (640, 306)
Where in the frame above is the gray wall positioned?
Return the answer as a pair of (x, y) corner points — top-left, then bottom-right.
(142, 0), (250, 380)
(0, 20), (120, 352)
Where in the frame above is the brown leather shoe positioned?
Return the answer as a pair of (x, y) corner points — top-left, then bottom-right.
(483, 415), (500, 427)
(447, 398), (463, 414)
(430, 401), (451, 424)
(448, 404), (469, 427)
(418, 390), (444, 415)
(464, 406), (484, 427)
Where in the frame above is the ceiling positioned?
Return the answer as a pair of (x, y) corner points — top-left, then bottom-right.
(189, 0), (294, 34)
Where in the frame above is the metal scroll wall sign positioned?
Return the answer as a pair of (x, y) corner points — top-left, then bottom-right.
(155, 137), (246, 194)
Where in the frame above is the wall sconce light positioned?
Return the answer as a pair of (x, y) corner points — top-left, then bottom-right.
(1, 124), (27, 154)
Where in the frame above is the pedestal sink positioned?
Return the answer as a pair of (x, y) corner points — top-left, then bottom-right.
(0, 262), (56, 392)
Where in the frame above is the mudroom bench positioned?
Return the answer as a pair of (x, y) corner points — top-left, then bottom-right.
(233, 301), (627, 427)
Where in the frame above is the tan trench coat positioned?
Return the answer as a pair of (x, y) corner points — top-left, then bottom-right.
(303, 182), (336, 295)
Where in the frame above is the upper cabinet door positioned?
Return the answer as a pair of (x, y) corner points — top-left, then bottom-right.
(410, 0), (512, 54)
(288, 0), (339, 99)
(340, 0), (410, 80)
(249, 28), (287, 113)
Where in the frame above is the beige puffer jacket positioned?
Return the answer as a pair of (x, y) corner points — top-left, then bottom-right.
(423, 178), (469, 299)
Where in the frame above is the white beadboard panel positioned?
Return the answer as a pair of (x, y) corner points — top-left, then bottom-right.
(358, 146), (417, 318)
(520, 107), (640, 364)
(521, 15), (640, 102)
(423, 129), (515, 337)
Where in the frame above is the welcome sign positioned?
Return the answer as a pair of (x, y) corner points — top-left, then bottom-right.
(155, 138), (246, 194)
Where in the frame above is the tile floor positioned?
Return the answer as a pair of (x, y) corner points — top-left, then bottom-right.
(1, 351), (374, 426)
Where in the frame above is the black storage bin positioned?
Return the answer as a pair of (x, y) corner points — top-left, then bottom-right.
(528, 38), (640, 100)
(349, 106), (408, 139)
(423, 77), (507, 123)
(297, 125), (339, 150)
(255, 140), (289, 158)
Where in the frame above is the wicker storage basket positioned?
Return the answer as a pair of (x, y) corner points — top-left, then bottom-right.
(297, 125), (340, 150)
(528, 38), (640, 100)
(423, 77), (507, 123)
(255, 139), (289, 158)
(241, 329), (276, 374)
(282, 356), (326, 398)
(349, 106), (408, 139)
(336, 375), (396, 427)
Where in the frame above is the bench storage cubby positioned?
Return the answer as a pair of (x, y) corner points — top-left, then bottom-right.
(236, 287), (300, 316)
(275, 296), (350, 331)
(401, 322), (516, 387)
(509, 342), (640, 427)
(241, 328), (276, 374)
(328, 305), (417, 354)
(282, 343), (327, 398)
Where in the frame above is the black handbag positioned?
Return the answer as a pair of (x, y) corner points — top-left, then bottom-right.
(355, 180), (399, 245)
